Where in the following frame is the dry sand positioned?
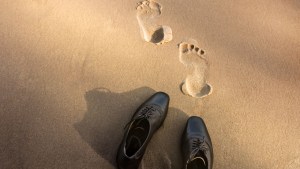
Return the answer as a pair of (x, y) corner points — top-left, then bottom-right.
(0, 0), (299, 169)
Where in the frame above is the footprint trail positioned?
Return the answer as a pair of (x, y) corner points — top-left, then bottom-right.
(136, 0), (172, 45)
(178, 40), (213, 98)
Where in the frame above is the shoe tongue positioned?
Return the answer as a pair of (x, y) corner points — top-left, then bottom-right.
(134, 118), (146, 127)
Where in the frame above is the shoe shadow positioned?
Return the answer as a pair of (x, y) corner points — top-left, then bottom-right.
(74, 87), (189, 169)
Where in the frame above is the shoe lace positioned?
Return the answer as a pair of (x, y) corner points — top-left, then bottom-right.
(188, 136), (209, 164)
(124, 105), (157, 130)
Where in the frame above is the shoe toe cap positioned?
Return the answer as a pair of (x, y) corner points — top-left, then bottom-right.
(186, 116), (209, 136)
(146, 92), (169, 112)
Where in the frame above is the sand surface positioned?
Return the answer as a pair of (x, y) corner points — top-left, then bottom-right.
(0, 0), (299, 168)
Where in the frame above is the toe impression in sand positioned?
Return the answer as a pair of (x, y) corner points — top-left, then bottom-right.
(178, 40), (213, 98)
(136, 0), (173, 45)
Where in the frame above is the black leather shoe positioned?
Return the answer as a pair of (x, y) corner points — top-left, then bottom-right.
(116, 92), (170, 169)
(182, 116), (213, 169)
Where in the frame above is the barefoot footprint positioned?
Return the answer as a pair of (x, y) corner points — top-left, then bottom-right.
(178, 40), (213, 98)
(136, 0), (173, 45)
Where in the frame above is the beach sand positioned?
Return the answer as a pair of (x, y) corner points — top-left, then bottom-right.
(0, 0), (299, 168)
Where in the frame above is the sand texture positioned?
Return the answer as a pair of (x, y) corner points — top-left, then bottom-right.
(0, 0), (299, 169)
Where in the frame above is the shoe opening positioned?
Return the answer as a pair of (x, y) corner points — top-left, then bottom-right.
(187, 151), (208, 169)
(125, 119), (150, 157)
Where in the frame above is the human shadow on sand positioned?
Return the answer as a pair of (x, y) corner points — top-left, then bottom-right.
(74, 87), (189, 169)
